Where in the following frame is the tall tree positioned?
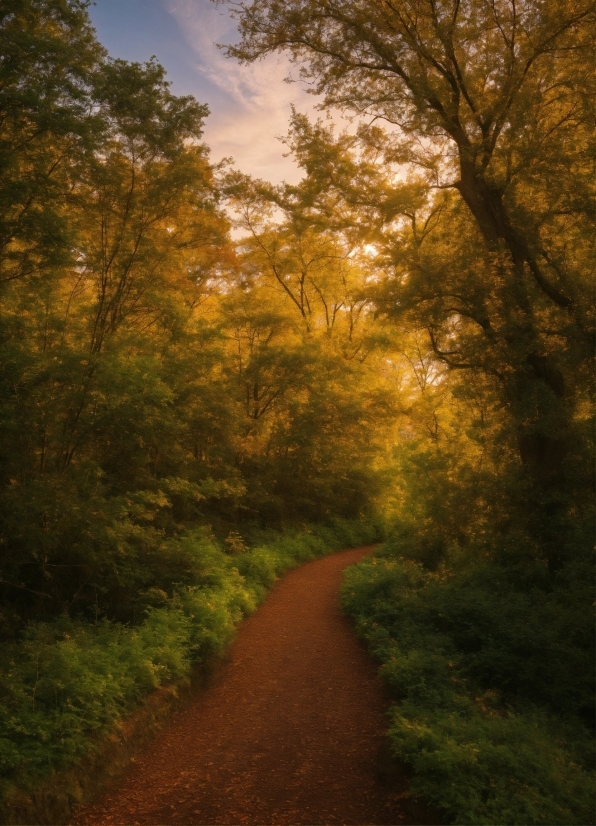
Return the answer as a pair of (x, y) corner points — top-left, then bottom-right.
(0, 0), (102, 284)
(223, 0), (594, 486)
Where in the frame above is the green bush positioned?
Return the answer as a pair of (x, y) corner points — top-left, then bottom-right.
(392, 703), (595, 825)
(341, 554), (595, 825)
(0, 519), (377, 813)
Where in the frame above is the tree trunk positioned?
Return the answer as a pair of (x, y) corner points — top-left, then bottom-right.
(455, 157), (572, 483)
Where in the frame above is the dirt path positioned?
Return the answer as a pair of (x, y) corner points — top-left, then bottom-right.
(72, 546), (419, 826)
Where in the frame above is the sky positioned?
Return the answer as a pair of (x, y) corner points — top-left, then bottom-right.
(88, 0), (325, 183)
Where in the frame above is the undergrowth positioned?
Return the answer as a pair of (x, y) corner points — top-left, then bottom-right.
(0, 518), (380, 816)
(341, 548), (595, 825)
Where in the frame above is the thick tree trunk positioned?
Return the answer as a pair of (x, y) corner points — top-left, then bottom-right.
(455, 157), (572, 485)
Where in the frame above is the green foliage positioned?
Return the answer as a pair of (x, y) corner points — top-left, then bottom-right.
(0, 0), (103, 283)
(0, 3), (391, 631)
(1, 2), (593, 824)
(392, 705), (594, 826)
(0, 519), (376, 812)
(0, 612), (192, 785)
(342, 555), (595, 824)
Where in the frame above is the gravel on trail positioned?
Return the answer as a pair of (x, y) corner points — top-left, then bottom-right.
(72, 546), (426, 826)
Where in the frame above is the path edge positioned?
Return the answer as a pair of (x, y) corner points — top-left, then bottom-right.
(2, 545), (378, 826)
(3, 672), (200, 826)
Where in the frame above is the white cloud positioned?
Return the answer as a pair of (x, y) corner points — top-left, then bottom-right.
(164, 0), (322, 182)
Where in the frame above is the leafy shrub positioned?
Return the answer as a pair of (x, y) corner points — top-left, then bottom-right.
(341, 554), (595, 825)
(0, 519), (378, 814)
(392, 702), (595, 825)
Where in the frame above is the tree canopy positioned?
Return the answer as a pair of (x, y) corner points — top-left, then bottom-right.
(0, 2), (593, 822)
(225, 0), (594, 479)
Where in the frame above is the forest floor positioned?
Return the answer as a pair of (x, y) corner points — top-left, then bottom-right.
(71, 546), (439, 826)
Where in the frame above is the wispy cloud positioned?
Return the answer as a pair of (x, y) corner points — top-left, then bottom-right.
(164, 0), (321, 182)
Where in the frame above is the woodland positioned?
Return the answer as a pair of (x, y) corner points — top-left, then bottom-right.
(0, 0), (594, 824)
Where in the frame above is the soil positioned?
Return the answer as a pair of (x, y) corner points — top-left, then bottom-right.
(72, 546), (439, 826)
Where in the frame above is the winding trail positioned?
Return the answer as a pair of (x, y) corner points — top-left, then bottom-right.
(73, 546), (418, 825)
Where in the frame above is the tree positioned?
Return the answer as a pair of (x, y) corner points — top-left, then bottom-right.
(222, 0), (594, 486)
(0, 3), (236, 623)
(0, 0), (103, 284)
(216, 158), (402, 523)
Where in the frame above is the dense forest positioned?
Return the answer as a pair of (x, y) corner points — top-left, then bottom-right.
(0, 1), (593, 824)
